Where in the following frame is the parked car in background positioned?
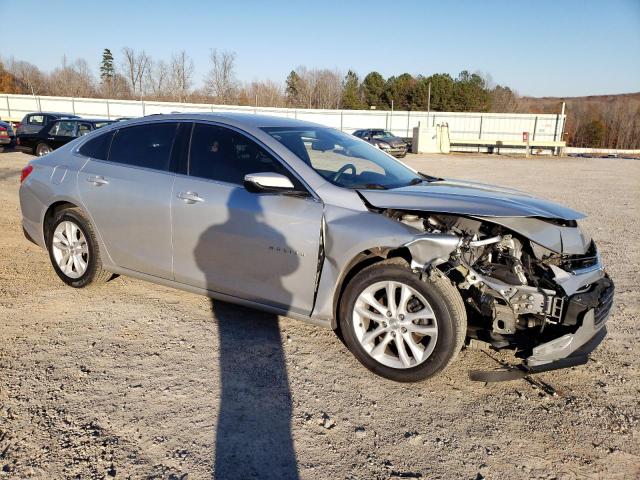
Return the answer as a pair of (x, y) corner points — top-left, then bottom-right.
(16, 112), (80, 155)
(20, 118), (114, 156)
(353, 129), (408, 157)
(0, 118), (16, 151)
(18, 113), (613, 382)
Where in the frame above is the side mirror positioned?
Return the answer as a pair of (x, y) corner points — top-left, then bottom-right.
(244, 172), (297, 193)
(311, 139), (335, 152)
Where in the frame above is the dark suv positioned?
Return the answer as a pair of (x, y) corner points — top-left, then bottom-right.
(16, 112), (80, 155)
(21, 118), (114, 156)
(353, 129), (408, 158)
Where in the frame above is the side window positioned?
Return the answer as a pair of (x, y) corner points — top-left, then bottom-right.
(29, 115), (44, 126)
(109, 122), (178, 171)
(50, 121), (76, 137)
(48, 122), (61, 135)
(77, 123), (92, 136)
(78, 131), (114, 160)
(189, 123), (290, 185)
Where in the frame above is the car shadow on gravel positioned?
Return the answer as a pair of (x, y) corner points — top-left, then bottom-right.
(194, 187), (300, 479)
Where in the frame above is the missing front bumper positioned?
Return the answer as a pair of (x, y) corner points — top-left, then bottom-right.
(469, 323), (607, 382)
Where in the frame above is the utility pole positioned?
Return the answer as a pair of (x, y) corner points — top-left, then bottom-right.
(390, 99), (394, 133)
(427, 81), (431, 126)
(558, 101), (566, 157)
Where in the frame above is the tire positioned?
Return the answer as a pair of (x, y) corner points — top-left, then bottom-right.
(35, 142), (52, 157)
(339, 259), (466, 382)
(47, 207), (112, 288)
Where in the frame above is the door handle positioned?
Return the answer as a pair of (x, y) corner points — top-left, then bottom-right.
(47, 137), (54, 140)
(87, 175), (109, 186)
(177, 191), (204, 204)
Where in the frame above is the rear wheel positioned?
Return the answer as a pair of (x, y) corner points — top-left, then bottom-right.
(35, 143), (52, 156)
(339, 259), (466, 382)
(47, 207), (112, 288)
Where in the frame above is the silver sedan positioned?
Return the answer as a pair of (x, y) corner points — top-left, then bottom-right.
(19, 113), (613, 382)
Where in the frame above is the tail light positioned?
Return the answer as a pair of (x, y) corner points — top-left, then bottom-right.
(17, 137), (21, 145)
(0, 127), (7, 138)
(20, 165), (33, 183)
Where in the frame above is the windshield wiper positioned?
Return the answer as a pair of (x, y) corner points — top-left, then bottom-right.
(407, 177), (426, 186)
(418, 172), (443, 182)
(349, 183), (388, 190)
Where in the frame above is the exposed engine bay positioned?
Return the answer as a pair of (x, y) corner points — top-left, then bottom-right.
(383, 209), (614, 377)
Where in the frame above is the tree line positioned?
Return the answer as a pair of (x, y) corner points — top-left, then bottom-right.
(0, 49), (638, 149)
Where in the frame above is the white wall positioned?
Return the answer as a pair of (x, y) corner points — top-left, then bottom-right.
(0, 93), (565, 146)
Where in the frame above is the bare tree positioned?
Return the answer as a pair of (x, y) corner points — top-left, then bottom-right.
(242, 80), (284, 107)
(145, 59), (169, 99)
(286, 66), (342, 109)
(314, 68), (342, 109)
(4, 57), (47, 95)
(121, 47), (150, 97)
(489, 85), (520, 112)
(48, 57), (96, 98)
(169, 51), (194, 103)
(204, 49), (238, 104)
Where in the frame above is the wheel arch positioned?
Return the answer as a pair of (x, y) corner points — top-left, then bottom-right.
(42, 201), (80, 246)
(331, 245), (413, 331)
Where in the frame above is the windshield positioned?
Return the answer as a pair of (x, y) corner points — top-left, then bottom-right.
(371, 130), (395, 140)
(261, 126), (419, 189)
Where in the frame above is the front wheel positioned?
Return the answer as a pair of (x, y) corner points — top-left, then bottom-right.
(339, 259), (467, 382)
(47, 207), (112, 288)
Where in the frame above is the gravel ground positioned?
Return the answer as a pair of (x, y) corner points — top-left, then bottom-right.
(0, 150), (638, 479)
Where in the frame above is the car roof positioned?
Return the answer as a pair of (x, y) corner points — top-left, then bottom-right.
(130, 112), (326, 129)
(51, 118), (112, 123)
(28, 112), (80, 117)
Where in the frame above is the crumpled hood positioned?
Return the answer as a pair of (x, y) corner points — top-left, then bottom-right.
(360, 178), (586, 220)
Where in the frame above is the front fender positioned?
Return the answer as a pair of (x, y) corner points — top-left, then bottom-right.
(310, 205), (420, 326)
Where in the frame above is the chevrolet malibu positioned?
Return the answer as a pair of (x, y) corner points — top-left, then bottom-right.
(19, 114), (613, 382)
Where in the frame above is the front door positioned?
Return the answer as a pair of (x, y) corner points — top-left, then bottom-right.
(171, 123), (323, 316)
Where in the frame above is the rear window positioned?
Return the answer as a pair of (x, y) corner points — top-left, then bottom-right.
(28, 115), (44, 125)
(78, 131), (113, 160)
(109, 123), (178, 171)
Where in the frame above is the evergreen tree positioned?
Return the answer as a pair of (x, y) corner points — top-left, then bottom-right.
(362, 71), (386, 108)
(341, 70), (363, 109)
(285, 70), (301, 106)
(427, 73), (455, 111)
(99, 48), (115, 82)
(383, 73), (416, 110)
(453, 70), (490, 112)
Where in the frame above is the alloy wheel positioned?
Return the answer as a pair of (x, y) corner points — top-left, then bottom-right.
(352, 280), (438, 369)
(51, 221), (89, 279)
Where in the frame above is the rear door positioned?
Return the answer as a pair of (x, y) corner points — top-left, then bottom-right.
(171, 122), (323, 315)
(19, 114), (46, 149)
(77, 122), (183, 279)
(46, 120), (76, 149)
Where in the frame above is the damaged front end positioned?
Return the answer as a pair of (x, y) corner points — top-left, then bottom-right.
(390, 210), (614, 381)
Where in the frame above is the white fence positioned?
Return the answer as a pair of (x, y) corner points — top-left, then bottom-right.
(1, 93), (565, 151)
